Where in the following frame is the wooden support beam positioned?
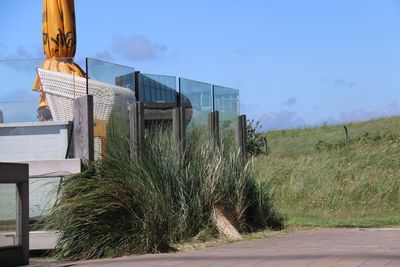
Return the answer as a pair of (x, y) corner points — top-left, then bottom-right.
(0, 163), (29, 266)
(214, 111), (220, 147)
(236, 115), (247, 158)
(134, 71), (141, 101)
(208, 111), (220, 147)
(17, 179), (29, 264)
(73, 95), (94, 164)
(172, 107), (186, 153)
(129, 102), (145, 158)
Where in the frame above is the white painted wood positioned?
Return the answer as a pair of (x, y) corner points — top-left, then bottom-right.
(20, 159), (81, 178)
(0, 121), (72, 162)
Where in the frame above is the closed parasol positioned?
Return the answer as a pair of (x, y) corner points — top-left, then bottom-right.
(33, 0), (85, 110)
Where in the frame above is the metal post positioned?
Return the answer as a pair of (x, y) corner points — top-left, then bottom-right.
(177, 78), (182, 107)
(212, 85), (215, 112)
(85, 58), (89, 95)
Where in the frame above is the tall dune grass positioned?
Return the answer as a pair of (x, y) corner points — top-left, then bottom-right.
(41, 126), (282, 260)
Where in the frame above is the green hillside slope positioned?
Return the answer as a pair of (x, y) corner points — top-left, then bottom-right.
(255, 116), (400, 227)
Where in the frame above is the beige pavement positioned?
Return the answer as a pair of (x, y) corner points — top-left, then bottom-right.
(29, 228), (400, 267)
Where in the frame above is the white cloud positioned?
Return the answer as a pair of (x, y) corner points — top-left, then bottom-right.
(256, 111), (306, 131)
(94, 50), (114, 61)
(322, 77), (356, 88)
(338, 102), (400, 123)
(282, 97), (297, 106)
(4, 46), (43, 59)
(112, 34), (167, 61)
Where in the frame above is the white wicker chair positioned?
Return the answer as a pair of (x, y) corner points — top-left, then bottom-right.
(37, 68), (135, 159)
(37, 68), (135, 121)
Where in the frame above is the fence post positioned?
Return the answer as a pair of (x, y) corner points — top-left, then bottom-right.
(236, 115), (247, 158)
(73, 95), (94, 164)
(263, 136), (269, 155)
(134, 71), (141, 102)
(208, 111), (220, 147)
(344, 125), (350, 145)
(173, 106), (186, 153)
(214, 111), (220, 147)
(129, 101), (145, 158)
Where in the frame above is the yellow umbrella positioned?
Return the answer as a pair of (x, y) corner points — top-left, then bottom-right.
(33, 0), (85, 108)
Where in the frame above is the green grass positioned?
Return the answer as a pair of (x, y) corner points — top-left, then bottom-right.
(255, 116), (400, 227)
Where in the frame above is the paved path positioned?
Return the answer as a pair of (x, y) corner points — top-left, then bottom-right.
(30, 228), (400, 267)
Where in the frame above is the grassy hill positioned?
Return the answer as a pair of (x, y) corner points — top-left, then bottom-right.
(255, 116), (400, 227)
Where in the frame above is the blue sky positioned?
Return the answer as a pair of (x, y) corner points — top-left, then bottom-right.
(1, 0), (400, 130)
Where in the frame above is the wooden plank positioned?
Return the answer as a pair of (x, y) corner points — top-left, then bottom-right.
(17, 159), (81, 178)
(145, 109), (173, 120)
(93, 119), (107, 137)
(144, 108), (193, 121)
(73, 95), (94, 163)
(0, 122), (71, 162)
(144, 102), (191, 110)
(0, 121), (71, 128)
(0, 163), (29, 183)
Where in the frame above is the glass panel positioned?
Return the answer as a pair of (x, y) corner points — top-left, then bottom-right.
(0, 184), (17, 247)
(87, 58), (135, 89)
(30, 178), (61, 218)
(179, 78), (212, 129)
(86, 58), (136, 159)
(140, 73), (177, 103)
(214, 85), (240, 151)
(0, 59), (44, 123)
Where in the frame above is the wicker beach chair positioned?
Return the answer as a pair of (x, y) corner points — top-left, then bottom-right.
(37, 68), (135, 159)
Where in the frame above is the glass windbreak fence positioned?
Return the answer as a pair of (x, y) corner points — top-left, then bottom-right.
(179, 78), (212, 129)
(0, 59), (43, 123)
(214, 85), (240, 151)
(140, 73), (177, 103)
(86, 59), (136, 159)
(0, 184), (17, 247)
(0, 57), (85, 123)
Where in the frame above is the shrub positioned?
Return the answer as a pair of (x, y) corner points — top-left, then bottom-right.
(247, 119), (266, 155)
